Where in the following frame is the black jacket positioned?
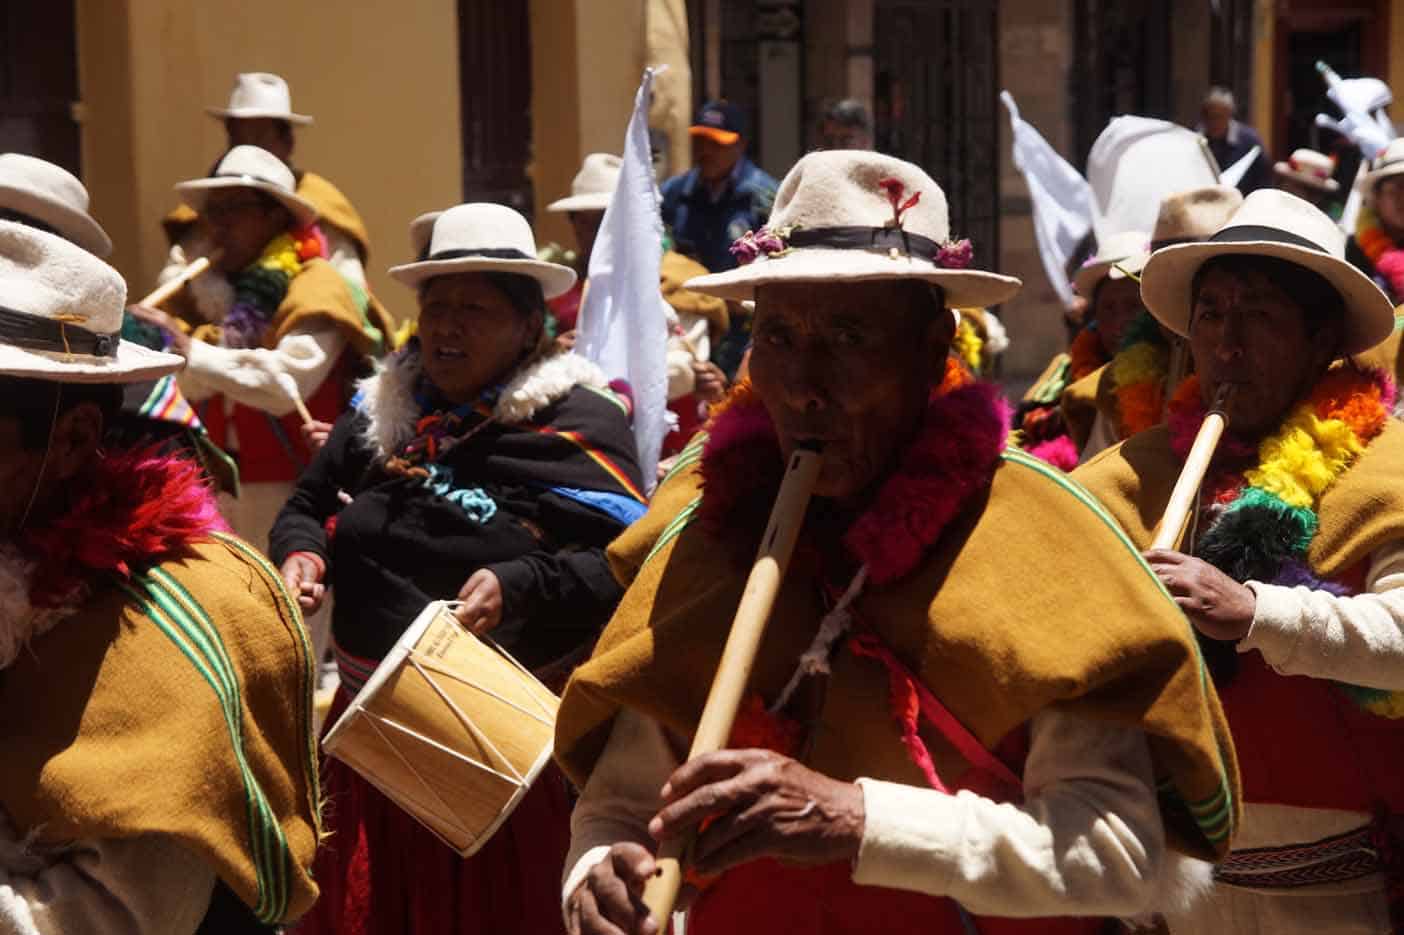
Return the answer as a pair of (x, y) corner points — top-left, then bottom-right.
(270, 355), (645, 668)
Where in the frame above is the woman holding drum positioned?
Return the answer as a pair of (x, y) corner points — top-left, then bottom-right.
(270, 203), (646, 935)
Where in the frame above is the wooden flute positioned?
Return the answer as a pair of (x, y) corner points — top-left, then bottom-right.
(1150, 383), (1235, 551)
(640, 442), (823, 927)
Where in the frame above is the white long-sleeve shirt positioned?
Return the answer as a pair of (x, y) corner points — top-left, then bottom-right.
(179, 325), (346, 421)
(0, 820), (214, 935)
(1242, 541), (1404, 690)
(563, 705), (1169, 921)
(1162, 540), (1404, 933)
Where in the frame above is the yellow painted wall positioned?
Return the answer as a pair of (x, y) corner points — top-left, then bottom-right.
(1252, 0), (1276, 148)
(530, 0), (646, 250)
(1392, 0), (1404, 128)
(77, 0), (463, 317)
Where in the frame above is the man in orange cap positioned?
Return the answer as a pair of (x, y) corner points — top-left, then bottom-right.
(661, 101), (778, 376)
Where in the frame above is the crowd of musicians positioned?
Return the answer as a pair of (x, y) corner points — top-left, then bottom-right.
(0, 69), (1401, 934)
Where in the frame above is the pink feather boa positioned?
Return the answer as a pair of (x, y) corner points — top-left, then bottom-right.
(699, 379), (1010, 585)
(22, 446), (227, 608)
(1376, 249), (1404, 300)
(1024, 435), (1079, 471)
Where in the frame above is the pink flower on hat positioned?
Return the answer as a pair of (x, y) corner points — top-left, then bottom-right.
(935, 238), (973, 270)
(730, 226), (792, 265)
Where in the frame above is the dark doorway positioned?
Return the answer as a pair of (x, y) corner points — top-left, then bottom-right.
(1284, 25), (1361, 167)
(874, 0), (1001, 274)
(1273, 1), (1389, 195)
(0, 1), (81, 174)
(457, 0), (533, 213)
(1068, 0), (1174, 166)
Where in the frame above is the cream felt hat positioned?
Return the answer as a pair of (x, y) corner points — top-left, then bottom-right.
(547, 153), (621, 213)
(1363, 139), (1404, 202)
(1273, 149), (1340, 193)
(1110, 185), (1245, 281)
(0, 154), (112, 258)
(408, 211), (442, 258)
(388, 203), (576, 298)
(1072, 230), (1150, 297)
(206, 72), (313, 125)
(1140, 188), (1394, 356)
(685, 150), (1021, 306)
(175, 145), (317, 228)
(0, 221), (182, 383)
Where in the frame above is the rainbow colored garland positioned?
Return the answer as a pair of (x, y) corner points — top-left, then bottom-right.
(222, 225), (328, 348)
(1168, 369), (1404, 718)
(1067, 324), (1107, 382)
(1108, 311), (1170, 440)
(952, 312), (984, 375)
(1355, 205), (1404, 302)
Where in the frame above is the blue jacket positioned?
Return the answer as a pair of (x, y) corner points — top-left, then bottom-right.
(660, 157), (779, 274)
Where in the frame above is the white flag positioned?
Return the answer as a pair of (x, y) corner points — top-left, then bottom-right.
(1086, 116), (1219, 243)
(1220, 145), (1260, 189)
(578, 68), (671, 491)
(1315, 63), (1396, 161)
(1314, 62), (1397, 233)
(1001, 91), (1094, 306)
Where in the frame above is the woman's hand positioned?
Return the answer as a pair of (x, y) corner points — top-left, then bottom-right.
(1143, 549), (1257, 641)
(301, 419), (334, 454)
(648, 749), (865, 876)
(565, 842), (658, 935)
(127, 304), (192, 356)
(280, 553), (326, 615)
(454, 569), (503, 635)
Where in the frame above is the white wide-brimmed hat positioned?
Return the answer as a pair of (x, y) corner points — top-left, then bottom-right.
(206, 72), (313, 125)
(0, 154), (112, 258)
(0, 221), (182, 383)
(388, 203), (577, 298)
(685, 150), (1021, 306)
(175, 145), (317, 228)
(1140, 189), (1394, 356)
(1274, 149), (1340, 193)
(1109, 185), (1245, 281)
(1072, 230), (1150, 297)
(1363, 139), (1404, 202)
(546, 153), (621, 213)
(408, 210), (442, 258)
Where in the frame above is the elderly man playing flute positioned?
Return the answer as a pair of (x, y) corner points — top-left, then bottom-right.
(1074, 189), (1404, 933)
(553, 150), (1240, 935)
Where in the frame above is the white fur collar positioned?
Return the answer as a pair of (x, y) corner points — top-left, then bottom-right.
(0, 547), (81, 671)
(356, 349), (609, 459)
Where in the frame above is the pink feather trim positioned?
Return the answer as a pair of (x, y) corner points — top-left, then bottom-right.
(698, 379), (1009, 585)
(1024, 435), (1079, 471)
(1375, 248), (1404, 304)
(23, 446), (227, 607)
(844, 382), (1009, 585)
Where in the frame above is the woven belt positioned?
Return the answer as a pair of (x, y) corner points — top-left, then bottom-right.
(1215, 825), (1383, 889)
(333, 643), (380, 698)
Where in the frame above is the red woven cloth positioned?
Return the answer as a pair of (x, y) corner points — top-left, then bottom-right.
(686, 690), (1098, 935)
(688, 857), (1102, 935)
(293, 691), (571, 935)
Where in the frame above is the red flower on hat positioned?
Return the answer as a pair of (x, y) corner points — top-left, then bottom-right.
(878, 177), (921, 228)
